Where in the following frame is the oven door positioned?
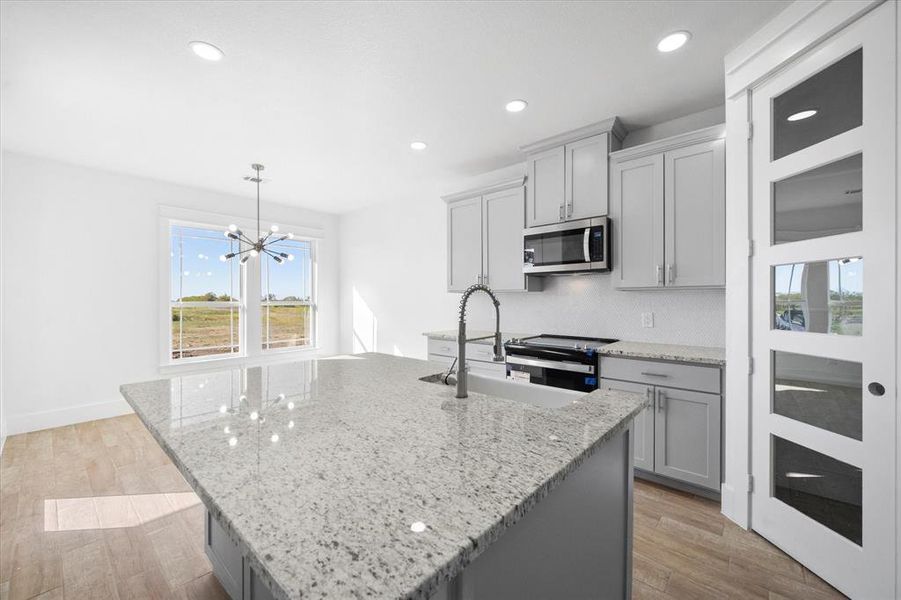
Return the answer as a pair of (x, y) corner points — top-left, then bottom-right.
(505, 355), (598, 392)
(523, 217), (609, 273)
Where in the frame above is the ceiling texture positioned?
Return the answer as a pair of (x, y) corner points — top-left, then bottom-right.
(0, 1), (789, 214)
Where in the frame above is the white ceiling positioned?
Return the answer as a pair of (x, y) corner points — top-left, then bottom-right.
(0, 1), (789, 214)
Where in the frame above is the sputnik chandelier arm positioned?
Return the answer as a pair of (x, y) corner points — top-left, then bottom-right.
(219, 163), (296, 265)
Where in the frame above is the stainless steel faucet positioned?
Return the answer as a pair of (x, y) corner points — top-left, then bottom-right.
(455, 283), (503, 398)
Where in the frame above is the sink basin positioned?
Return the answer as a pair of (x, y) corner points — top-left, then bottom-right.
(420, 372), (584, 409)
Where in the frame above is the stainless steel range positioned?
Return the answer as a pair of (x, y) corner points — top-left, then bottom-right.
(504, 335), (618, 392)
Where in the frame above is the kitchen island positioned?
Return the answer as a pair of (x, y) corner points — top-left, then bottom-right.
(119, 353), (647, 600)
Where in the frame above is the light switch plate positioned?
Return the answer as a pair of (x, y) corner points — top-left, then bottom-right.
(641, 312), (654, 328)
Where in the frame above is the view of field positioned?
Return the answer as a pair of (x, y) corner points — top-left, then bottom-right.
(171, 304), (311, 359)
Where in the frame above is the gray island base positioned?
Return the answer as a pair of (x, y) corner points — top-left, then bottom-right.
(119, 353), (647, 600)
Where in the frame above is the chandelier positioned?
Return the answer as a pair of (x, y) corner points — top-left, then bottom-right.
(220, 163), (295, 264)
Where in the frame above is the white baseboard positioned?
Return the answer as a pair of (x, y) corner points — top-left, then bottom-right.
(4, 399), (134, 436)
(720, 482), (750, 529)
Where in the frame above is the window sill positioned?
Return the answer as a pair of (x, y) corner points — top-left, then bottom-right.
(160, 346), (321, 376)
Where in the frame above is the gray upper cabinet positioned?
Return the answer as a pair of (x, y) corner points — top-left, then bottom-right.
(610, 125), (726, 289)
(444, 178), (540, 293)
(522, 118), (625, 228)
(483, 187), (527, 291)
(526, 146), (565, 227)
(566, 133), (610, 220)
(447, 196), (483, 292)
(653, 387), (721, 491)
(610, 154), (665, 288)
(664, 139), (726, 287)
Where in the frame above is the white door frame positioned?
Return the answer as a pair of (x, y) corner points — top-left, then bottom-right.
(723, 0), (898, 596)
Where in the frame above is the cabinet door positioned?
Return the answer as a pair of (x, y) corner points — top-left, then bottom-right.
(526, 146), (565, 227)
(565, 133), (609, 220)
(483, 187), (526, 291)
(663, 139), (725, 287)
(610, 154), (664, 288)
(600, 378), (654, 472)
(653, 387), (721, 491)
(447, 196), (483, 292)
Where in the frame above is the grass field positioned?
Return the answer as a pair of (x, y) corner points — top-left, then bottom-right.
(171, 305), (311, 358)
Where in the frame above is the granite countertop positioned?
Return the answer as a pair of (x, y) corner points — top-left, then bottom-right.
(120, 353), (646, 600)
(599, 341), (726, 366)
(423, 330), (536, 345)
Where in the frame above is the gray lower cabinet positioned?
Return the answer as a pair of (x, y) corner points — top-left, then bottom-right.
(600, 355), (722, 492)
(599, 379), (654, 472)
(206, 510), (276, 600)
(653, 386), (721, 490)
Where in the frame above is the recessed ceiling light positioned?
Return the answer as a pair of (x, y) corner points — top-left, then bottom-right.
(657, 31), (691, 53)
(189, 41), (224, 61)
(410, 141), (428, 151)
(787, 109), (818, 122)
(505, 99), (528, 113)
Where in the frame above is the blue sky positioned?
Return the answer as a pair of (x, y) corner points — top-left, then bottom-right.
(171, 226), (311, 301)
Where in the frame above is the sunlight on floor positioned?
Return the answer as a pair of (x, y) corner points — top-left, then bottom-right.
(44, 491), (201, 532)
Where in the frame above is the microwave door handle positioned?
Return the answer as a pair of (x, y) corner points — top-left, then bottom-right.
(583, 228), (591, 262)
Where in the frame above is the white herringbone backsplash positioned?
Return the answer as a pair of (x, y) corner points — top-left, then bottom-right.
(464, 273), (726, 348)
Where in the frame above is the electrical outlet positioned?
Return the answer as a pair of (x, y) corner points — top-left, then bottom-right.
(641, 312), (654, 328)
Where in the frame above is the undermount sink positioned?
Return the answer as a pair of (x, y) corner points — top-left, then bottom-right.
(420, 372), (584, 409)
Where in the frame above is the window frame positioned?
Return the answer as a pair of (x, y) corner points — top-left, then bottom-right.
(159, 206), (322, 371)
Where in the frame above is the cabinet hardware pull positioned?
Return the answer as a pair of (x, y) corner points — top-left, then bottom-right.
(641, 371), (669, 378)
(666, 263), (674, 284)
(656, 265), (663, 284)
(559, 205), (565, 221)
(567, 203), (573, 217)
(657, 390), (667, 412)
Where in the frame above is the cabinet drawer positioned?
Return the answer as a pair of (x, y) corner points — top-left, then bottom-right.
(427, 338), (457, 357)
(428, 353), (456, 368)
(468, 360), (506, 379)
(466, 342), (500, 362)
(600, 356), (720, 394)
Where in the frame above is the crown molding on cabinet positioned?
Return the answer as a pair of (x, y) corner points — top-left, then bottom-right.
(441, 176), (526, 204)
(609, 123), (726, 163)
(519, 116), (627, 155)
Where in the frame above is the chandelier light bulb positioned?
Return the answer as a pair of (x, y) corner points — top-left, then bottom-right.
(228, 224), (238, 232)
(287, 254), (295, 261)
(287, 232), (294, 239)
(219, 255), (227, 262)
(250, 411), (259, 421)
(270, 224), (279, 233)
(250, 249), (259, 257)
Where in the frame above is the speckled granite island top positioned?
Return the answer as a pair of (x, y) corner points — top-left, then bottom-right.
(600, 341), (726, 366)
(120, 353), (646, 600)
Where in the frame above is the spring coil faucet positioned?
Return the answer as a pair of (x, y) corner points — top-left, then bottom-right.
(455, 283), (503, 398)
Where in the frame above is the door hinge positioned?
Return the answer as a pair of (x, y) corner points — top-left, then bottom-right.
(747, 474), (754, 493)
(748, 357), (754, 375)
(748, 239), (754, 257)
(746, 121), (754, 141)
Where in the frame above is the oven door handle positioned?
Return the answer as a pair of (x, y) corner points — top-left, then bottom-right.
(506, 355), (595, 374)
(583, 228), (591, 262)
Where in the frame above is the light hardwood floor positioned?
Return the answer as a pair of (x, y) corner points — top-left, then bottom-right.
(0, 415), (846, 600)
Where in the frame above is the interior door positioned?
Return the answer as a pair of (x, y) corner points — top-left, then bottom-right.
(610, 154), (664, 288)
(447, 196), (482, 292)
(526, 146), (565, 227)
(483, 187), (525, 292)
(664, 139), (725, 287)
(750, 4), (896, 598)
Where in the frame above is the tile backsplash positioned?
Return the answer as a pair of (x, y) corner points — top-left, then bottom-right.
(463, 273), (726, 347)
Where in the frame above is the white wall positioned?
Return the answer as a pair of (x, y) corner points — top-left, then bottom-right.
(0, 152), (339, 435)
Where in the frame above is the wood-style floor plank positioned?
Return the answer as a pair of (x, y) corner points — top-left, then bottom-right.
(0, 415), (848, 600)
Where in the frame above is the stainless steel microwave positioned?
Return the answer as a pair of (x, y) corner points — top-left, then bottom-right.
(522, 217), (610, 274)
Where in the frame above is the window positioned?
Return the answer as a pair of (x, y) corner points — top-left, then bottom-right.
(261, 237), (314, 350)
(166, 219), (317, 363)
(170, 225), (241, 360)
